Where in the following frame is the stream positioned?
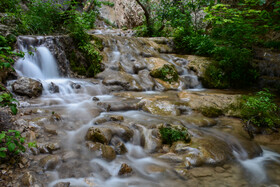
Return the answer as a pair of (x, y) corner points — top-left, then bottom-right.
(7, 30), (280, 187)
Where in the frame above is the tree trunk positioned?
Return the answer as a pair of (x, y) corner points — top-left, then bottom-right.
(135, 0), (153, 35)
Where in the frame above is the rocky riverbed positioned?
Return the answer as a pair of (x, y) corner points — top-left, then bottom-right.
(1, 29), (280, 187)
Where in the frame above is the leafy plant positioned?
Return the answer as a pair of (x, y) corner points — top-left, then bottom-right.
(150, 64), (178, 83)
(160, 126), (190, 145)
(0, 35), (24, 70)
(19, 0), (63, 35)
(0, 0), (20, 13)
(241, 89), (280, 128)
(174, 31), (215, 56)
(0, 93), (18, 115)
(101, 1), (114, 7)
(0, 130), (25, 158)
(65, 7), (102, 77)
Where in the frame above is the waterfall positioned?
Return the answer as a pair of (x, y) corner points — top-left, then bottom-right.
(14, 36), (60, 80)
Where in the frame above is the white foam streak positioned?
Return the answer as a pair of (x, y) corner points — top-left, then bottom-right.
(238, 148), (280, 183)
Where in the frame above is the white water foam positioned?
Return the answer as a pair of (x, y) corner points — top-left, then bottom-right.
(237, 148), (280, 183)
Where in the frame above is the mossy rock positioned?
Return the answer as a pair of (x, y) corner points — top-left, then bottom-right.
(199, 106), (223, 118)
(69, 36), (103, 77)
(150, 64), (178, 83)
(159, 124), (191, 145)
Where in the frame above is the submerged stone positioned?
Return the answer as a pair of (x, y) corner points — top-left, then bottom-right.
(48, 82), (59, 93)
(86, 142), (116, 161)
(118, 163), (133, 176)
(39, 155), (60, 170)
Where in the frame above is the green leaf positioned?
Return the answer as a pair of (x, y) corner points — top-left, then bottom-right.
(0, 133), (5, 141)
(0, 151), (6, 158)
(0, 147), (7, 151)
(20, 137), (25, 144)
(7, 143), (16, 152)
(10, 105), (17, 115)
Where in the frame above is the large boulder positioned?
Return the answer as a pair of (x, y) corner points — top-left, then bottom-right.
(12, 77), (43, 97)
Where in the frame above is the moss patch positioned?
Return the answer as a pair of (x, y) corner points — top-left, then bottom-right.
(198, 106), (223, 118)
(159, 125), (191, 145)
(150, 64), (178, 83)
(69, 37), (103, 77)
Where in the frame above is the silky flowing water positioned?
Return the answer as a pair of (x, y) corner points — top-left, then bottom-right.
(10, 32), (280, 187)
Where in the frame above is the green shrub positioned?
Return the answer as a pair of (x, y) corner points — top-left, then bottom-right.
(65, 8), (102, 77)
(263, 40), (280, 50)
(0, 130), (25, 158)
(175, 34), (215, 56)
(101, 1), (114, 7)
(0, 93), (18, 115)
(241, 89), (280, 128)
(0, 0), (20, 13)
(20, 0), (63, 34)
(159, 126), (190, 145)
(203, 47), (258, 88)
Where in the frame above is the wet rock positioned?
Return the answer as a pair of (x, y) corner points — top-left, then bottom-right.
(182, 75), (200, 88)
(30, 147), (40, 155)
(109, 115), (124, 122)
(44, 125), (58, 135)
(39, 155), (60, 170)
(189, 167), (213, 177)
(181, 114), (217, 127)
(185, 55), (213, 79)
(174, 168), (188, 178)
(138, 69), (155, 90)
(154, 78), (181, 91)
(178, 91), (241, 117)
(185, 137), (234, 166)
(21, 172), (35, 186)
(110, 123), (134, 142)
(215, 166), (225, 173)
(146, 57), (169, 71)
(86, 142), (116, 161)
(150, 64), (179, 83)
(37, 142), (60, 153)
(51, 113), (62, 121)
(48, 82), (59, 93)
(157, 153), (184, 163)
(97, 69), (142, 91)
(54, 182), (70, 187)
(114, 142), (128, 155)
(97, 122), (133, 142)
(145, 165), (167, 174)
(62, 151), (78, 161)
(141, 99), (180, 116)
(70, 82), (81, 89)
(92, 96), (100, 101)
(85, 127), (112, 144)
(12, 77), (43, 97)
(94, 117), (109, 125)
(118, 163), (133, 176)
(97, 99), (141, 111)
(21, 157), (29, 165)
(25, 130), (37, 141)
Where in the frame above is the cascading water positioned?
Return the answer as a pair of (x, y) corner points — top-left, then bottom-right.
(15, 36), (60, 80)
(9, 32), (280, 187)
